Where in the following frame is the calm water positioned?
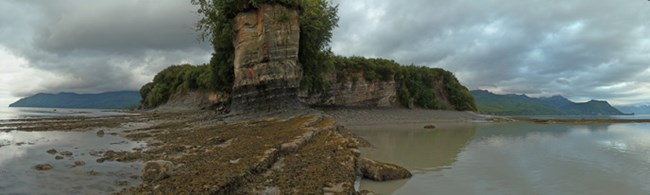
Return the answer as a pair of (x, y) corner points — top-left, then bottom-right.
(353, 122), (650, 195)
(0, 107), (132, 120)
(0, 107), (145, 194)
(521, 114), (650, 120)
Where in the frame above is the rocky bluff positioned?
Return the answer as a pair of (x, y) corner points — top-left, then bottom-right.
(144, 3), (476, 112)
(231, 4), (302, 113)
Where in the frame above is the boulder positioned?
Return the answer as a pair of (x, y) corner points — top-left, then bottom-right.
(142, 160), (174, 182)
(360, 158), (411, 181)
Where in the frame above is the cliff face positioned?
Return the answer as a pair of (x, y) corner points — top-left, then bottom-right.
(231, 4), (302, 112)
(300, 72), (398, 107)
(157, 91), (229, 112)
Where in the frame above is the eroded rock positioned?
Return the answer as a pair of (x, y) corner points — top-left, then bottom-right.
(142, 160), (174, 182)
(360, 158), (412, 181)
(231, 4), (302, 113)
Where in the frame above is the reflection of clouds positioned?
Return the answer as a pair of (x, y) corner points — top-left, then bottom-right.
(0, 132), (26, 167)
(600, 140), (629, 153)
(0, 131), (14, 144)
(0, 130), (145, 194)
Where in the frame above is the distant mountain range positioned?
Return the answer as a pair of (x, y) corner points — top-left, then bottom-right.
(471, 90), (625, 116)
(616, 104), (650, 114)
(9, 91), (141, 109)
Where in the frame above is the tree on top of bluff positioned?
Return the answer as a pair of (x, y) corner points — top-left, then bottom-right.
(191, 0), (339, 93)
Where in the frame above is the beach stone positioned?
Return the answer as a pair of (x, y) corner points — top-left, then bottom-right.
(34, 164), (53, 171)
(96, 130), (105, 137)
(61, 151), (73, 156)
(88, 170), (99, 176)
(360, 158), (412, 181)
(424, 125), (436, 129)
(142, 160), (174, 182)
(46, 149), (58, 154)
(55, 155), (64, 160)
(74, 160), (86, 166)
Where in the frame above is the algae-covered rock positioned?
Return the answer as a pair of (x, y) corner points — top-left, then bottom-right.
(46, 149), (58, 154)
(34, 163), (54, 171)
(142, 160), (174, 182)
(360, 158), (412, 181)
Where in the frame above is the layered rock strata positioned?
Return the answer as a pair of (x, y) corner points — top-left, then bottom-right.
(300, 72), (399, 108)
(231, 4), (302, 113)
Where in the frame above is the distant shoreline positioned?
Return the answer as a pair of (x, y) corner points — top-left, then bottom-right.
(324, 107), (489, 126)
(510, 117), (650, 124)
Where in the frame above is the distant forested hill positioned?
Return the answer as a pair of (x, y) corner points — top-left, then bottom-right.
(9, 91), (140, 109)
(616, 104), (650, 114)
(471, 90), (624, 115)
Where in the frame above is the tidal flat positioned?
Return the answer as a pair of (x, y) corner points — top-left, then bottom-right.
(0, 109), (362, 194)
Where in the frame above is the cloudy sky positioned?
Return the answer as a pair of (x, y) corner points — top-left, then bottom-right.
(1, 0), (649, 107)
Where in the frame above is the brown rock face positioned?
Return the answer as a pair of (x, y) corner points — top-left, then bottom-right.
(300, 72), (398, 107)
(232, 4), (302, 112)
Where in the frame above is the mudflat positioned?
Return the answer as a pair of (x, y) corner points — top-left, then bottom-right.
(1, 110), (361, 194)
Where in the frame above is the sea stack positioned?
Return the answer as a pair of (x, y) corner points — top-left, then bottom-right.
(231, 4), (302, 113)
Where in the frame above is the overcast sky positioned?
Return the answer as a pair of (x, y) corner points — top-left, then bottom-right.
(1, 0), (649, 107)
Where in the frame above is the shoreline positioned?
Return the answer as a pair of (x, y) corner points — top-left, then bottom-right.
(324, 108), (490, 127)
(4, 107), (650, 194)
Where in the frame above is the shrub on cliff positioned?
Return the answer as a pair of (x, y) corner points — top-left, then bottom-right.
(140, 64), (213, 109)
(331, 56), (477, 111)
(191, 0), (339, 94)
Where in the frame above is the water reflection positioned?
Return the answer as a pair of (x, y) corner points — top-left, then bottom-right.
(0, 107), (133, 120)
(352, 122), (650, 195)
(352, 123), (478, 194)
(354, 123), (478, 171)
(0, 131), (145, 194)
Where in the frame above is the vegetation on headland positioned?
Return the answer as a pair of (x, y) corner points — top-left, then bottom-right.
(139, 0), (477, 111)
(140, 56), (477, 111)
(332, 56), (476, 110)
(140, 64), (213, 109)
(472, 90), (625, 115)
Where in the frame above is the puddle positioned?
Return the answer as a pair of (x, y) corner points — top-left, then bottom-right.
(0, 130), (146, 194)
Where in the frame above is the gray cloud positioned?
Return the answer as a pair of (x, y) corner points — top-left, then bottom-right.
(1, 0), (649, 105)
(0, 0), (210, 97)
(331, 0), (650, 105)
